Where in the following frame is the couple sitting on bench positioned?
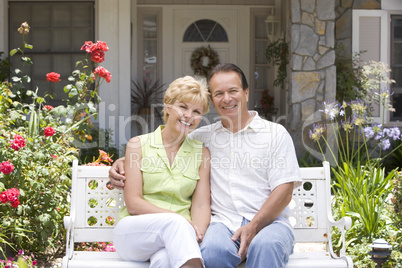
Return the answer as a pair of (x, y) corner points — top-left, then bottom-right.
(108, 63), (301, 268)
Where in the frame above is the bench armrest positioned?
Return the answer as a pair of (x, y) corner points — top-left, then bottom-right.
(327, 215), (352, 264)
(63, 215), (75, 261)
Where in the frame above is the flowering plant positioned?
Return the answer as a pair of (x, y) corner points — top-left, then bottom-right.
(309, 100), (402, 166)
(86, 149), (114, 166)
(0, 250), (37, 268)
(308, 61), (401, 265)
(76, 242), (115, 253)
(0, 21), (111, 260)
(259, 89), (274, 112)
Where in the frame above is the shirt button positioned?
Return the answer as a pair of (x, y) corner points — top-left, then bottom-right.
(168, 196), (171, 199)
(169, 188), (173, 191)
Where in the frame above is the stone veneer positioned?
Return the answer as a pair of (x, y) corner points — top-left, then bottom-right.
(288, 0), (336, 155)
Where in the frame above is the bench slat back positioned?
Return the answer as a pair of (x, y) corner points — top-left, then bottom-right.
(70, 161), (331, 244)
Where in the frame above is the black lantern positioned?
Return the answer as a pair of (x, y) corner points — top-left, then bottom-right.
(368, 239), (392, 268)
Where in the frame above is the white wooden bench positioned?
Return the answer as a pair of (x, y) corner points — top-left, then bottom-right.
(62, 160), (353, 268)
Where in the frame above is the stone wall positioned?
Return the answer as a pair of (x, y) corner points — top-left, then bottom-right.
(288, 0), (336, 156)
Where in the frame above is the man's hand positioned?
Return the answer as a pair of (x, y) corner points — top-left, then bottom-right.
(187, 219), (204, 243)
(109, 157), (126, 190)
(231, 224), (257, 261)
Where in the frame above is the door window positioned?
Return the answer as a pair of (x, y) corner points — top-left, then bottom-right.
(183, 19), (228, 42)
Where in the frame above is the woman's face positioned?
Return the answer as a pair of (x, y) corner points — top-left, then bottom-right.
(166, 100), (204, 136)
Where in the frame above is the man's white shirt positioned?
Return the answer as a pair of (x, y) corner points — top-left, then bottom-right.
(189, 111), (302, 232)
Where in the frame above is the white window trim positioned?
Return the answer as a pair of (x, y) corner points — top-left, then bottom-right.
(352, 9), (390, 124)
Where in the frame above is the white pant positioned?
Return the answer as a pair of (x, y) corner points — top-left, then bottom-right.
(113, 213), (203, 268)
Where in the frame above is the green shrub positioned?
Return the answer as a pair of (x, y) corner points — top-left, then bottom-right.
(0, 21), (111, 261)
(0, 52), (11, 82)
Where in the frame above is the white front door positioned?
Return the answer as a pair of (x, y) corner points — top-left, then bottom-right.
(173, 8), (239, 125)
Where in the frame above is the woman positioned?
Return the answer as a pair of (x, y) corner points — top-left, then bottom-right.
(113, 76), (211, 268)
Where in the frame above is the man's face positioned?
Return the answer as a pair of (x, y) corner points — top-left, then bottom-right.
(209, 71), (249, 122)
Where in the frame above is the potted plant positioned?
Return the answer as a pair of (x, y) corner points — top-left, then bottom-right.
(260, 89), (274, 114)
(131, 79), (165, 119)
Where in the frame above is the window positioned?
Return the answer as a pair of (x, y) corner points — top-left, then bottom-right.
(137, 8), (161, 90)
(9, 1), (94, 106)
(352, 10), (388, 123)
(183, 19), (228, 42)
(250, 9), (271, 113)
(135, 8), (163, 132)
(391, 15), (402, 121)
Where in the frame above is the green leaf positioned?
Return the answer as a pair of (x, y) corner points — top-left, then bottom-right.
(17, 257), (29, 268)
(22, 75), (31, 83)
(69, 88), (78, 96)
(76, 81), (84, 91)
(24, 43), (33, 50)
(64, 84), (74, 93)
(28, 109), (39, 137)
(10, 49), (18, 56)
(21, 57), (33, 64)
(12, 76), (21, 82)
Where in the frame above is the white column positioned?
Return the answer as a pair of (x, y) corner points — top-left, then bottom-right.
(98, 0), (131, 154)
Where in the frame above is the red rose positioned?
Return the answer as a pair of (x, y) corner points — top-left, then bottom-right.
(80, 41), (94, 53)
(91, 51), (105, 63)
(0, 192), (7, 203)
(42, 105), (54, 111)
(10, 134), (26, 151)
(9, 188), (20, 197)
(10, 142), (20, 150)
(44, 126), (55, 137)
(46, 72), (61, 83)
(0, 161), (14, 175)
(94, 41), (109, 52)
(11, 199), (20, 208)
(94, 66), (112, 83)
(5, 190), (17, 202)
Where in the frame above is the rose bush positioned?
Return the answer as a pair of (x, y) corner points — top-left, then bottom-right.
(0, 21), (111, 261)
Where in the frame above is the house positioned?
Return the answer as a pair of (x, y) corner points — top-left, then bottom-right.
(0, 0), (401, 158)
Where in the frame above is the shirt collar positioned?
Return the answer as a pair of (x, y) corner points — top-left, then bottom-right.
(150, 125), (193, 153)
(216, 110), (264, 133)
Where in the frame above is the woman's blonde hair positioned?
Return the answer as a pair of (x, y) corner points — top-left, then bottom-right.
(162, 76), (210, 123)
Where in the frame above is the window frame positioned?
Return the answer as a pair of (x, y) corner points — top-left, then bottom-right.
(8, 1), (95, 106)
(136, 7), (162, 88)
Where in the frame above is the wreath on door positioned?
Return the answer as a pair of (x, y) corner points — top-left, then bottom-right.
(190, 45), (220, 77)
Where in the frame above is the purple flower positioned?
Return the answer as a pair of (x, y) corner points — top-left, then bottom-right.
(388, 127), (401, 141)
(379, 139), (391, 150)
(309, 124), (326, 141)
(321, 102), (340, 120)
(363, 126), (375, 139)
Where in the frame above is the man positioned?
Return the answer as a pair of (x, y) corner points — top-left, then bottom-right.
(109, 63), (301, 267)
